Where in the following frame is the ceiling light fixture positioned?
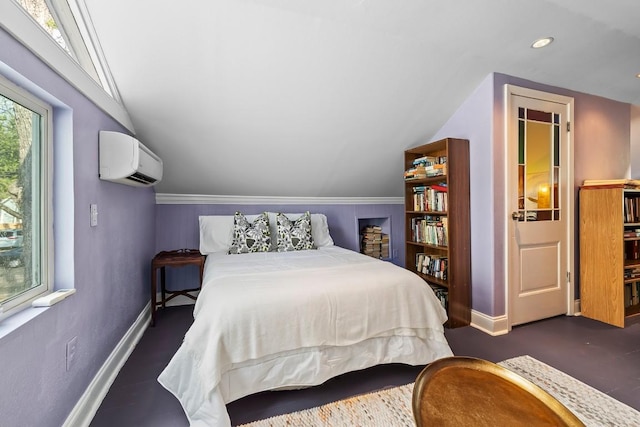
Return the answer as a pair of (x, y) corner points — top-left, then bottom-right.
(531, 37), (554, 49)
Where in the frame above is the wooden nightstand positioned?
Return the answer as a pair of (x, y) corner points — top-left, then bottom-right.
(150, 249), (205, 326)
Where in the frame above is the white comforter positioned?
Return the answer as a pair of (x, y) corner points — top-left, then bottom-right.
(158, 246), (452, 426)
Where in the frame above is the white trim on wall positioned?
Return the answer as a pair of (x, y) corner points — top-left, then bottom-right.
(63, 303), (150, 427)
(470, 310), (509, 336)
(155, 193), (404, 205)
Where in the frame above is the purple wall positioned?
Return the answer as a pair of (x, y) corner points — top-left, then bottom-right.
(432, 72), (631, 317)
(155, 202), (404, 287)
(431, 74), (495, 316)
(0, 29), (156, 427)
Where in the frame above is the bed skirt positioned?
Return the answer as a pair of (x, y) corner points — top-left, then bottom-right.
(158, 331), (453, 427)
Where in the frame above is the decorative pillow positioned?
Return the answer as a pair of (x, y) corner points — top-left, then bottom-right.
(266, 212), (334, 248)
(228, 212), (271, 254)
(276, 211), (315, 252)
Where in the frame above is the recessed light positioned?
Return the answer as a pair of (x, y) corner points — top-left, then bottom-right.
(531, 37), (554, 49)
(636, 73), (640, 79)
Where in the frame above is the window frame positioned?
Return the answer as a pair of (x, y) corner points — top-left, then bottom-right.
(0, 74), (53, 320)
(0, 1), (134, 132)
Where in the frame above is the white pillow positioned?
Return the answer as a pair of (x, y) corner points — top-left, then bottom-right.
(199, 214), (261, 255)
(199, 212), (334, 254)
(266, 212), (334, 248)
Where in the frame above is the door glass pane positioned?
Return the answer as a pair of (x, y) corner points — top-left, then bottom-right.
(516, 108), (560, 222)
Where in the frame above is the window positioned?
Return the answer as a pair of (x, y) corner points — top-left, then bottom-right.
(0, 76), (52, 319)
(15, 0), (121, 102)
(16, 0), (70, 53)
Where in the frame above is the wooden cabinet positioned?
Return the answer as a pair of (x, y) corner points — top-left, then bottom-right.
(580, 186), (640, 327)
(404, 138), (471, 328)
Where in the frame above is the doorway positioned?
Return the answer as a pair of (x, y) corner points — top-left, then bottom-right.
(505, 85), (575, 329)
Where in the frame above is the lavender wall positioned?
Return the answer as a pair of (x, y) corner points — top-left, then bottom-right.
(155, 202), (404, 287)
(431, 73), (495, 315)
(432, 72), (631, 318)
(0, 29), (156, 427)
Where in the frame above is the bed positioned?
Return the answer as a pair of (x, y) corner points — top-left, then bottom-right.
(157, 213), (453, 426)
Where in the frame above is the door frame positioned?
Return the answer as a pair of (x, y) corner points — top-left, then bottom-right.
(503, 85), (576, 331)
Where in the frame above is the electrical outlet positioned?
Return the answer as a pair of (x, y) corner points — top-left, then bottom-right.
(393, 248), (399, 259)
(66, 336), (78, 371)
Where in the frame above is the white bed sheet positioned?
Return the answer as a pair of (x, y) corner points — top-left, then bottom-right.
(158, 246), (453, 426)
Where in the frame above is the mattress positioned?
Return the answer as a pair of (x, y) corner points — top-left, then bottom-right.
(158, 246), (453, 426)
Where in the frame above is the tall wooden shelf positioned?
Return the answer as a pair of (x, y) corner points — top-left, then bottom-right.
(580, 186), (640, 327)
(404, 138), (471, 328)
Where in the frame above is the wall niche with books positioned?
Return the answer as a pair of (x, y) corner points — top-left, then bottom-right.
(404, 137), (471, 328)
(358, 217), (391, 260)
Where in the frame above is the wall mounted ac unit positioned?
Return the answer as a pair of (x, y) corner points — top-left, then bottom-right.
(99, 131), (163, 187)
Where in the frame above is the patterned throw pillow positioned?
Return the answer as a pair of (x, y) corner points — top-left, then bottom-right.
(276, 211), (315, 252)
(228, 212), (271, 254)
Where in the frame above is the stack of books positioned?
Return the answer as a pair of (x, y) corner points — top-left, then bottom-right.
(361, 226), (389, 259)
(381, 233), (390, 259)
(404, 155), (447, 181)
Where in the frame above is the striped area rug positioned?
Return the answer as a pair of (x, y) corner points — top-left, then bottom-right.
(238, 355), (640, 427)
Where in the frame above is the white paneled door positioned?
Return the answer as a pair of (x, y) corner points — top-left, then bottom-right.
(506, 86), (574, 327)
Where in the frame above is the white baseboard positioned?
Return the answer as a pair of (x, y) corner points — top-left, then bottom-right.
(470, 309), (509, 336)
(63, 302), (151, 427)
(470, 300), (583, 336)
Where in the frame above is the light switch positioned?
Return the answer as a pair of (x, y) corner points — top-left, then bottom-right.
(90, 204), (98, 227)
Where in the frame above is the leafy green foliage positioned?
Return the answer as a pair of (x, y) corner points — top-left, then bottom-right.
(0, 97), (22, 209)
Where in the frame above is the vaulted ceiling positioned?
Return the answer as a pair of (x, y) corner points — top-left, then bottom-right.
(83, 0), (640, 197)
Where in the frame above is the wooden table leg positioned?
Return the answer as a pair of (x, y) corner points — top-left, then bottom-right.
(160, 266), (166, 308)
(151, 264), (157, 327)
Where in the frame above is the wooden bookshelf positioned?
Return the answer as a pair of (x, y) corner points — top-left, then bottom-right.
(404, 138), (471, 328)
(580, 186), (640, 327)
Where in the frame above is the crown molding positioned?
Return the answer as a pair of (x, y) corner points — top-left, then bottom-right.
(155, 193), (403, 205)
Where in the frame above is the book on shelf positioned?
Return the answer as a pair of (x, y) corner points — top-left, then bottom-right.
(624, 265), (640, 282)
(412, 184), (448, 212)
(625, 240), (640, 260)
(626, 281), (640, 307)
(624, 229), (640, 238)
(625, 196), (640, 223)
(428, 283), (448, 310)
(411, 215), (448, 246)
(415, 253), (448, 280)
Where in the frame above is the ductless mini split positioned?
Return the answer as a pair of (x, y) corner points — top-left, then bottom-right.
(98, 131), (163, 187)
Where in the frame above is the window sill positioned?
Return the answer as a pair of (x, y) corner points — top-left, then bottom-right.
(0, 291), (75, 340)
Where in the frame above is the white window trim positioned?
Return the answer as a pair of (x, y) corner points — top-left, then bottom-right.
(50, 0), (123, 103)
(0, 74), (54, 321)
(0, 1), (134, 133)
